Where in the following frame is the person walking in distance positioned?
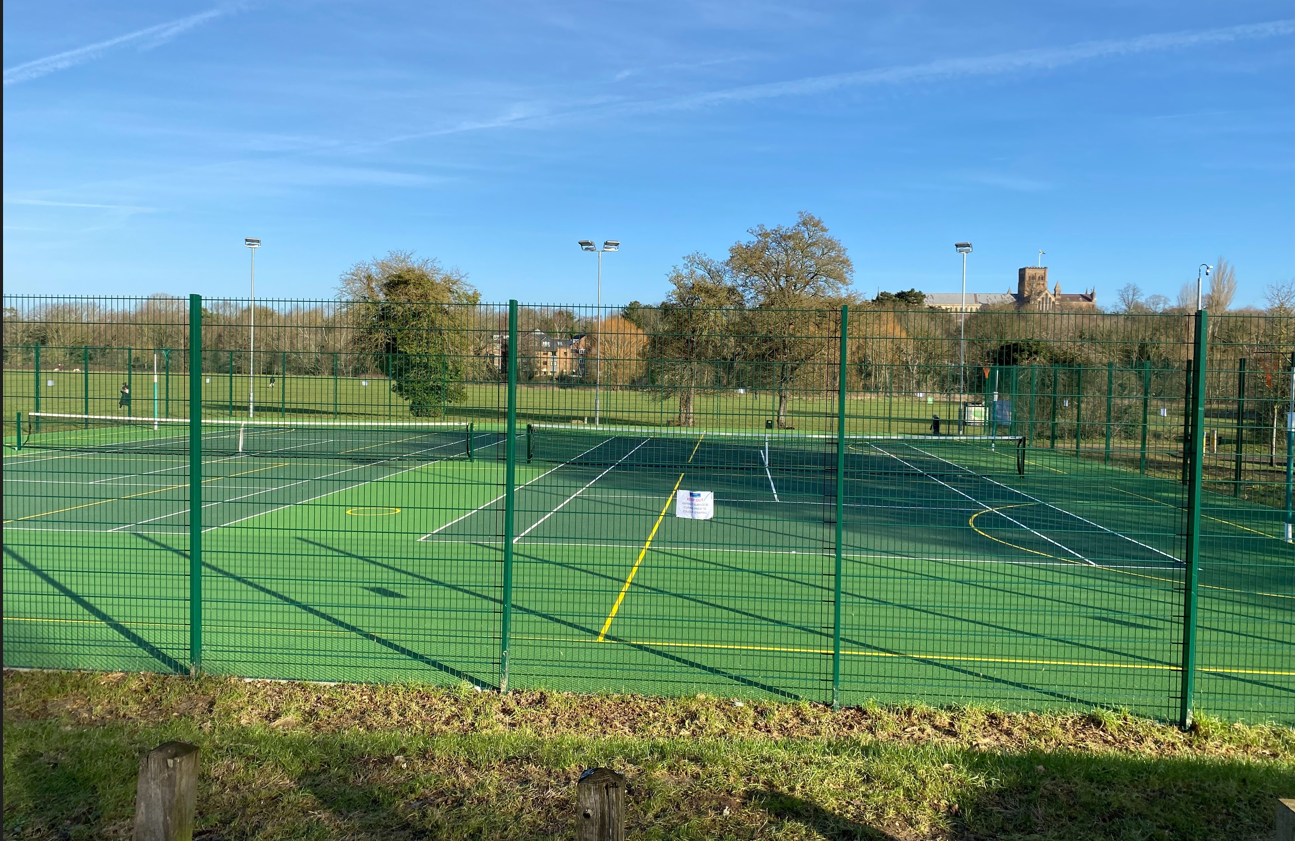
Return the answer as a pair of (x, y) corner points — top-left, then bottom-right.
(931, 414), (941, 436)
(119, 382), (131, 412)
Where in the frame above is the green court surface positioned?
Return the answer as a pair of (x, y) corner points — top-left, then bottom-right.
(4, 425), (1293, 722)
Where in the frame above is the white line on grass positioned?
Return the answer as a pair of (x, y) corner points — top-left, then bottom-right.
(512, 440), (650, 542)
(904, 442), (1181, 565)
(866, 443), (1095, 566)
(418, 435), (619, 540)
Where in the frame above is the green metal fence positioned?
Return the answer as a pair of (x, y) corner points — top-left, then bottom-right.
(3, 295), (1292, 725)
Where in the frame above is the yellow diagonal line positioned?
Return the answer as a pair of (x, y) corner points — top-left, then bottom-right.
(1115, 486), (1281, 541)
(598, 435), (705, 641)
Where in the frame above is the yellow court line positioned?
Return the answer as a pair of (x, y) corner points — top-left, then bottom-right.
(3, 462), (287, 524)
(523, 634), (1295, 677)
(967, 503), (1053, 558)
(1114, 486), (1281, 542)
(965, 498), (1294, 601)
(597, 435), (706, 642)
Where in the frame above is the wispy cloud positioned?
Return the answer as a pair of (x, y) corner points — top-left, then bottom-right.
(385, 18), (1295, 142)
(3, 7), (231, 87)
(4, 197), (154, 211)
(649, 19), (1295, 111)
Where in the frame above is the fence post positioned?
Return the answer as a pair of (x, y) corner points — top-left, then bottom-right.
(1074, 366), (1084, 459)
(1181, 364), (1193, 486)
(133, 741), (199, 841)
(33, 344), (40, 431)
(228, 351), (234, 417)
(832, 304), (847, 708)
(1050, 365), (1058, 449)
(188, 295), (203, 674)
(83, 345), (90, 424)
(1233, 359), (1246, 498)
(1179, 309), (1207, 730)
(333, 352), (339, 419)
(500, 300), (519, 692)
(1105, 362), (1113, 465)
(1286, 352), (1294, 544)
(576, 768), (625, 841)
(281, 351), (286, 418)
(128, 348), (134, 417)
(1140, 360), (1151, 475)
(15, 412), (22, 450)
(1027, 365), (1036, 447)
(164, 350), (171, 418)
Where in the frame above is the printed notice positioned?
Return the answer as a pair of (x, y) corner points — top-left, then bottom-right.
(675, 490), (714, 520)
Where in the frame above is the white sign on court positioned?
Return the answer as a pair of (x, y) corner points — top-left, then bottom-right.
(675, 490), (714, 520)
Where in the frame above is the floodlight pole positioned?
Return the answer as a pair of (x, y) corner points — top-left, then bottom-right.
(596, 248), (602, 426)
(579, 239), (618, 425)
(1197, 263), (1211, 313)
(955, 243), (973, 398)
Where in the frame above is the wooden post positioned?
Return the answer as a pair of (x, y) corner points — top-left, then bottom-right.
(577, 767), (625, 841)
(134, 741), (199, 841)
(1277, 798), (1295, 841)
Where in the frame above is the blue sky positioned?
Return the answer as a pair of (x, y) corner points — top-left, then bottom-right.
(4, 2), (1293, 308)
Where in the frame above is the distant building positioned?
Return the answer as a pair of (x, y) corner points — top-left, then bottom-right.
(1014, 267), (1096, 311)
(925, 292), (1016, 312)
(490, 330), (588, 377)
(924, 267), (1096, 312)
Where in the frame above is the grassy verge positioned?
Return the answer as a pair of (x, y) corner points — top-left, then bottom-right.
(5, 670), (1294, 840)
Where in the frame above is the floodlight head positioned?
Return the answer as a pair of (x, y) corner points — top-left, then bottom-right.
(602, 240), (619, 252)
(245, 238), (261, 248)
(578, 240), (596, 251)
(955, 242), (972, 253)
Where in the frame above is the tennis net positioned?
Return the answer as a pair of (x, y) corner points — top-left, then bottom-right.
(22, 412), (479, 462)
(525, 422), (1025, 476)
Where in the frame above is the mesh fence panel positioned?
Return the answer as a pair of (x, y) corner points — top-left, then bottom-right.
(2, 296), (1292, 722)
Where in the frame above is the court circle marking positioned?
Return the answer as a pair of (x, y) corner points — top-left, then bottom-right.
(346, 507), (401, 517)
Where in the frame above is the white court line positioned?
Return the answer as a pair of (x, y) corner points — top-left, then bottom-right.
(200, 430), (499, 533)
(866, 443), (1095, 566)
(511, 440), (650, 542)
(107, 431), (489, 534)
(411, 536), (1184, 570)
(419, 435), (619, 540)
(759, 445), (780, 502)
(904, 442), (1181, 565)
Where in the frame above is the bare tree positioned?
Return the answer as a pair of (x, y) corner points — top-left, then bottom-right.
(1206, 257), (1237, 312)
(1145, 294), (1170, 312)
(1116, 283), (1143, 313)
(1176, 283), (1197, 311)
(1264, 278), (1295, 313)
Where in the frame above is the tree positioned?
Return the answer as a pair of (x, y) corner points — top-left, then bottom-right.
(1144, 294), (1170, 313)
(1116, 283), (1143, 313)
(1206, 257), (1237, 312)
(1265, 278), (1295, 313)
(338, 250), (479, 417)
(591, 316), (648, 388)
(1176, 283), (1198, 312)
(875, 289), (926, 306)
(727, 212), (853, 427)
(648, 254), (743, 426)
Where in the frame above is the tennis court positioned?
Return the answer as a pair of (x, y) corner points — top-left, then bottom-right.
(6, 415), (1289, 718)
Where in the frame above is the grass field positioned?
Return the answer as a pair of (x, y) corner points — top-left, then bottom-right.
(4, 670), (1294, 840)
(4, 411), (1291, 722)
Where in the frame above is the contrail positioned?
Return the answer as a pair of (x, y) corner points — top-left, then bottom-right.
(4, 7), (229, 87)
(383, 17), (1295, 144)
(652, 19), (1295, 111)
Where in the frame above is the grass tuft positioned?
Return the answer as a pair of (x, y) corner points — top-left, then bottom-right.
(5, 669), (1294, 840)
